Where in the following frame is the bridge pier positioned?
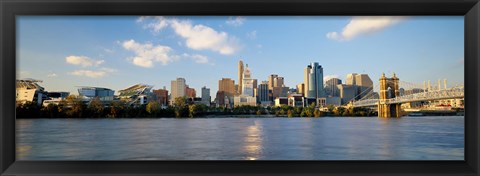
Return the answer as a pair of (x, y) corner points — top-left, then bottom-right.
(378, 102), (401, 118)
(378, 73), (402, 118)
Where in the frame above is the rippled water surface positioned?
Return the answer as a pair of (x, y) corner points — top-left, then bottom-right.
(16, 116), (464, 160)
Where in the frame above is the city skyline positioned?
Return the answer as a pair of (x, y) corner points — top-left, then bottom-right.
(17, 16), (464, 99)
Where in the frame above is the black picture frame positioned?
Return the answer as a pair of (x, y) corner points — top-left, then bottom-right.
(1, 0), (479, 175)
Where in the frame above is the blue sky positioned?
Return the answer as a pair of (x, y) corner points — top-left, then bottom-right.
(17, 16), (464, 99)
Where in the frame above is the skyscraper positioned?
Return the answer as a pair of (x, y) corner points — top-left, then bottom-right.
(201, 86), (211, 106)
(304, 65), (311, 98)
(218, 78), (235, 96)
(346, 73), (358, 85)
(325, 78), (342, 97)
(171, 77), (186, 100)
(306, 62), (324, 99)
(268, 74), (278, 90)
(258, 81), (270, 102)
(238, 60), (244, 95)
(273, 77), (284, 87)
(242, 64), (254, 97)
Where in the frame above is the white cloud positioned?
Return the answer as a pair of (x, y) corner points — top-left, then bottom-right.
(137, 16), (240, 55)
(327, 16), (406, 41)
(47, 73), (58, 77)
(70, 70), (107, 78)
(122, 39), (174, 68)
(139, 16), (169, 32)
(183, 53), (209, 64)
(170, 19), (240, 55)
(65, 55), (105, 67)
(247, 30), (257, 39)
(324, 75), (339, 83)
(226, 16), (245, 26)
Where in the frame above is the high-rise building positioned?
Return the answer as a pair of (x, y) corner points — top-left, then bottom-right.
(306, 62), (324, 99)
(218, 78), (235, 97)
(153, 88), (169, 106)
(185, 86), (196, 98)
(252, 79), (258, 91)
(297, 83), (305, 95)
(258, 81), (269, 102)
(235, 63), (257, 106)
(355, 74), (374, 99)
(268, 74), (278, 90)
(325, 78), (342, 97)
(337, 84), (357, 104)
(242, 64), (254, 97)
(171, 78), (186, 100)
(346, 73), (358, 85)
(304, 66), (311, 98)
(201, 86), (211, 106)
(273, 77), (284, 87)
(238, 60), (244, 95)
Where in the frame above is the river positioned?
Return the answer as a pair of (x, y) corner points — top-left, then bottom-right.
(16, 116), (464, 160)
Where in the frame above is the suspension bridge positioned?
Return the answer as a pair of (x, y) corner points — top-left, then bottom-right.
(347, 73), (464, 117)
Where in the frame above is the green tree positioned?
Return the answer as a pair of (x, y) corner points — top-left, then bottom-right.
(314, 109), (322, 117)
(89, 97), (104, 118)
(188, 104), (198, 118)
(287, 109), (293, 117)
(146, 101), (161, 116)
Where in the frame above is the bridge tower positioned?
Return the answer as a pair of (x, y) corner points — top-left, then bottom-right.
(378, 73), (402, 118)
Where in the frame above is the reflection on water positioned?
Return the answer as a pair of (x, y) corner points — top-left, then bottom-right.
(243, 121), (263, 160)
(16, 116), (464, 160)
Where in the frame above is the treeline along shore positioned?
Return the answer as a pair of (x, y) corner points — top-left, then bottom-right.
(16, 96), (377, 119)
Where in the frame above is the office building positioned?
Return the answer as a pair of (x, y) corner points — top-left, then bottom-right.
(306, 62), (325, 99)
(234, 64), (257, 106)
(325, 78), (342, 97)
(218, 78), (235, 97)
(337, 84), (357, 104)
(268, 74), (278, 90)
(185, 86), (196, 98)
(201, 86), (211, 106)
(297, 83), (305, 95)
(238, 60), (244, 95)
(346, 73), (358, 85)
(304, 66), (311, 98)
(258, 81), (270, 103)
(171, 77), (186, 100)
(153, 88), (169, 106)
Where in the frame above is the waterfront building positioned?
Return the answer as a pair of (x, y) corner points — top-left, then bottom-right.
(185, 86), (196, 98)
(272, 86), (289, 98)
(79, 86), (115, 101)
(42, 91), (70, 107)
(273, 77), (284, 88)
(258, 81), (270, 103)
(119, 84), (152, 105)
(325, 78), (342, 97)
(304, 66), (311, 97)
(215, 91), (232, 108)
(201, 86), (211, 106)
(153, 87), (169, 106)
(218, 78), (235, 97)
(238, 60), (244, 95)
(337, 84), (357, 104)
(171, 78), (186, 100)
(274, 97), (289, 107)
(355, 74), (374, 99)
(234, 64), (257, 106)
(346, 73), (358, 85)
(268, 74), (278, 90)
(288, 94), (304, 107)
(306, 62), (325, 99)
(16, 79), (47, 105)
(297, 83), (305, 95)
